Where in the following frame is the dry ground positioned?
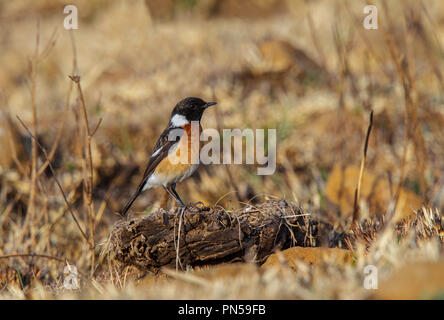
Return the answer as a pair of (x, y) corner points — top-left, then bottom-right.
(0, 0), (443, 299)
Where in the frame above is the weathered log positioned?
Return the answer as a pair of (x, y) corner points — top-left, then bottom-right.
(108, 200), (342, 272)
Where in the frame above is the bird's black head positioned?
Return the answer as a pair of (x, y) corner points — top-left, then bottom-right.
(170, 97), (216, 123)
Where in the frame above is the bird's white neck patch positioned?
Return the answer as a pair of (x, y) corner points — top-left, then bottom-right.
(170, 114), (189, 127)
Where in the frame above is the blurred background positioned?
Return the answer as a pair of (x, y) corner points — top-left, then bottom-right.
(0, 0), (443, 298)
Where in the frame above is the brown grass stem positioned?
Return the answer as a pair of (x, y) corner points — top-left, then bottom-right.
(16, 116), (92, 249)
(352, 110), (374, 226)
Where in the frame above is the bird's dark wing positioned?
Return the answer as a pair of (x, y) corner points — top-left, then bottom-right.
(143, 126), (183, 177)
(120, 126), (184, 217)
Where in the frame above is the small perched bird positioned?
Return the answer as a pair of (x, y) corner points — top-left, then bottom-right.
(120, 97), (216, 217)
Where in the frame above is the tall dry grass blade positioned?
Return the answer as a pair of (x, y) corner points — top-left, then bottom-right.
(23, 20), (41, 244)
(352, 110), (374, 226)
(18, 21), (57, 246)
(380, 3), (426, 218)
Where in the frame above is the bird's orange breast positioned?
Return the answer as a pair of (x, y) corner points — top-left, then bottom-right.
(152, 123), (202, 184)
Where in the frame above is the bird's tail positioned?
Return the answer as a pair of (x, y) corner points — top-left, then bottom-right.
(120, 190), (141, 217)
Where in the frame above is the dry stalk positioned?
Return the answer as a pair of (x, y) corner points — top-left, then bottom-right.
(380, 2), (425, 217)
(18, 22), (57, 246)
(352, 110), (374, 226)
(69, 75), (102, 277)
(16, 116), (92, 248)
(24, 20), (40, 242)
(36, 74), (73, 176)
(0, 253), (67, 263)
(66, 32), (100, 277)
(175, 207), (185, 271)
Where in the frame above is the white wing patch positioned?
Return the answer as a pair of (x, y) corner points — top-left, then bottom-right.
(151, 146), (163, 158)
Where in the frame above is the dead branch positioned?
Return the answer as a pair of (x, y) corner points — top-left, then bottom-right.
(108, 200), (347, 272)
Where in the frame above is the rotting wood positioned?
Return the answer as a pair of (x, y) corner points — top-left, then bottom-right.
(108, 200), (348, 272)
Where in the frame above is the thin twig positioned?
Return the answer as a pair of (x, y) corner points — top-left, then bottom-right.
(91, 117), (103, 137)
(0, 253), (66, 263)
(69, 74), (97, 277)
(24, 19), (41, 242)
(175, 207), (185, 271)
(37, 69), (74, 176)
(16, 116), (92, 248)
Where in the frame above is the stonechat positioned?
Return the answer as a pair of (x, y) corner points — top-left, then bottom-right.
(120, 97), (216, 217)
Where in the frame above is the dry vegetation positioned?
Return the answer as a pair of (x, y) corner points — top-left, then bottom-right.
(0, 0), (443, 299)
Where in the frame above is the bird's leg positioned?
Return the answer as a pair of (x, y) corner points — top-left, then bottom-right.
(162, 185), (181, 205)
(170, 183), (186, 206)
(163, 185), (185, 206)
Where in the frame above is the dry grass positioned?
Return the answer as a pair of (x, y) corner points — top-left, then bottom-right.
(0, 0), (443, 299)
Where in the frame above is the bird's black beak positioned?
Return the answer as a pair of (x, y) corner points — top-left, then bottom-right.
(204, 102), (217, 108)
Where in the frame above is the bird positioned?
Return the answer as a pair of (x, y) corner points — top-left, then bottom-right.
(120, 97), (216, 217)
